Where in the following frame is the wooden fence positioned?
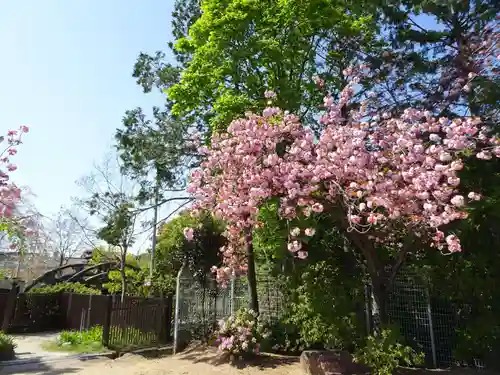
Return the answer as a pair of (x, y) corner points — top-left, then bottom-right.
(0, 290), (173, 350)
(0, 292), (9, 326)
(103, 296), (173, 350)
(61, 293), (110, 330)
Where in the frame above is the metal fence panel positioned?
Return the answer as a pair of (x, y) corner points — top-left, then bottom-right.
(173, 268), (284, 352)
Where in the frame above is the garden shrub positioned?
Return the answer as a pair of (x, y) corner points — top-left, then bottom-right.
(29, 282), (101, 295)
(254, 206), (367, 352)
(0, 331), (16, 361)
(283, 254), (366, 351)
(214, 308), (270, 359)
(260, 319), (304, 354)
(354, 328), (424, 375)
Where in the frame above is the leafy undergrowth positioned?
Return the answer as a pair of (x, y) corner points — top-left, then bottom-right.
(43, 326), (105, 354)
(42, 340), (104, 354)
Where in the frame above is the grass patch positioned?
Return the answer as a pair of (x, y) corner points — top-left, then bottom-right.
(45, 326), (105, 354)
(42, 340), (104, 354)
(45, 325), (161, 353)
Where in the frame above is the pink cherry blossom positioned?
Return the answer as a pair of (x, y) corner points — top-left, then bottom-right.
(311, 203), (324, 213)
(297, 251), (308, 259)
(264, 90), (276, 99)
(0, 126), (27, 224)
(467, 192), (481, 201)
(183, 227), (194, 242)
(450, 195), (465, 207)
(287, 240), (302, 252)
(305, 228), (316, 236)
(186, 42), (500, 279)
(445, 235), (461, 253)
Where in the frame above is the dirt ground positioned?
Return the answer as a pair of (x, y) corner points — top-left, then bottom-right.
(1, 345), (498, 375)
(0, 346), (304, 375)
(10, 332), (69, 361)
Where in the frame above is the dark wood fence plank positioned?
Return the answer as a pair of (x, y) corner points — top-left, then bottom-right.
(2, 291), (174, 351)
(105, 295), (173, 351)
(8, 293), (63, 333)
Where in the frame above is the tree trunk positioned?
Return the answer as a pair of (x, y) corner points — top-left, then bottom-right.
(370, 278), (390, 328)
(244, 228), (259, 313)
(14, 251), (23, 279)
(342, 226), (394, 328)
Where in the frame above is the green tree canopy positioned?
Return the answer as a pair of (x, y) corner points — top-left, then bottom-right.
(154, 210), (225, 292)
(167, 0), (381, 133)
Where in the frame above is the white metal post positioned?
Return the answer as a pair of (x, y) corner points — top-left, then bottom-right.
(173, 262), (185, 354)
(426, 289), (438, 368)
(230, 271), (235, 316)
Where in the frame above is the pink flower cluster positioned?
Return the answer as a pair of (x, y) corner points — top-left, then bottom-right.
(187, 44), (499, 276)
(0, 126), (28, 219)
(183, 227), (194, 241)
(214, 308), (267, 357)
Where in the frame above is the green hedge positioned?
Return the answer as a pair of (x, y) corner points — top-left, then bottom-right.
(28, 282), (101, 295)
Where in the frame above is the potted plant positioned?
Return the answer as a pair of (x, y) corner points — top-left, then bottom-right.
(0, 332), (16, 361)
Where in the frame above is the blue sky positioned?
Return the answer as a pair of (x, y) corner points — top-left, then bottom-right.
(0, 0), (175, 218)
(0, 3), (443, 253)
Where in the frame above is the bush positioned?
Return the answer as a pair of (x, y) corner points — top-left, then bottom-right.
(284, 258), (366, 351)
(0, 332), (16, 361)
(254, 207), (367, 352)
(353, 328), (424, 375)
(214, 308), (269, 359)
(260, 320), (304, 354)
(54, 325), (158, 351)
(29, 282), (101, 295)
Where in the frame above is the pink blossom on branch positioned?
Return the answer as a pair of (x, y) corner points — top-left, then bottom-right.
(183, 227), (194, 242)
(187, 66), (498, 280)
(0, 125), (28, 221)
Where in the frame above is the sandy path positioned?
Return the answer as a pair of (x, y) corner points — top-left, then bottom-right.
(0, 347), (303, 375)
(3, 346), (497, 375)
(10, 332), (70, 361)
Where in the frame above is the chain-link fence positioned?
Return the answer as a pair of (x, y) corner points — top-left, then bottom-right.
(375, 267), (486, 370)
(173, 266), (285, 352)
(385, 268), (438, 367)
(173, 262), (488, 369)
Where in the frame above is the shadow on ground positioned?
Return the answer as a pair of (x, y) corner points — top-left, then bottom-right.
(178, 344), (299, 369)
(0, 357), (107, 375)
(176, 345), (500, 375)
(396, 368), (500, 375)
(113, 346), (173, 361)
(0, 359), (77, 375)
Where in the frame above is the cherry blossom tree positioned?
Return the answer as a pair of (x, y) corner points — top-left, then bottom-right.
(0, 125), (29, 223)
(186, 27), (499, 319)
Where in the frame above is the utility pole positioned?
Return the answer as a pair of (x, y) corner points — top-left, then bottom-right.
(149, 173), (161, 283)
